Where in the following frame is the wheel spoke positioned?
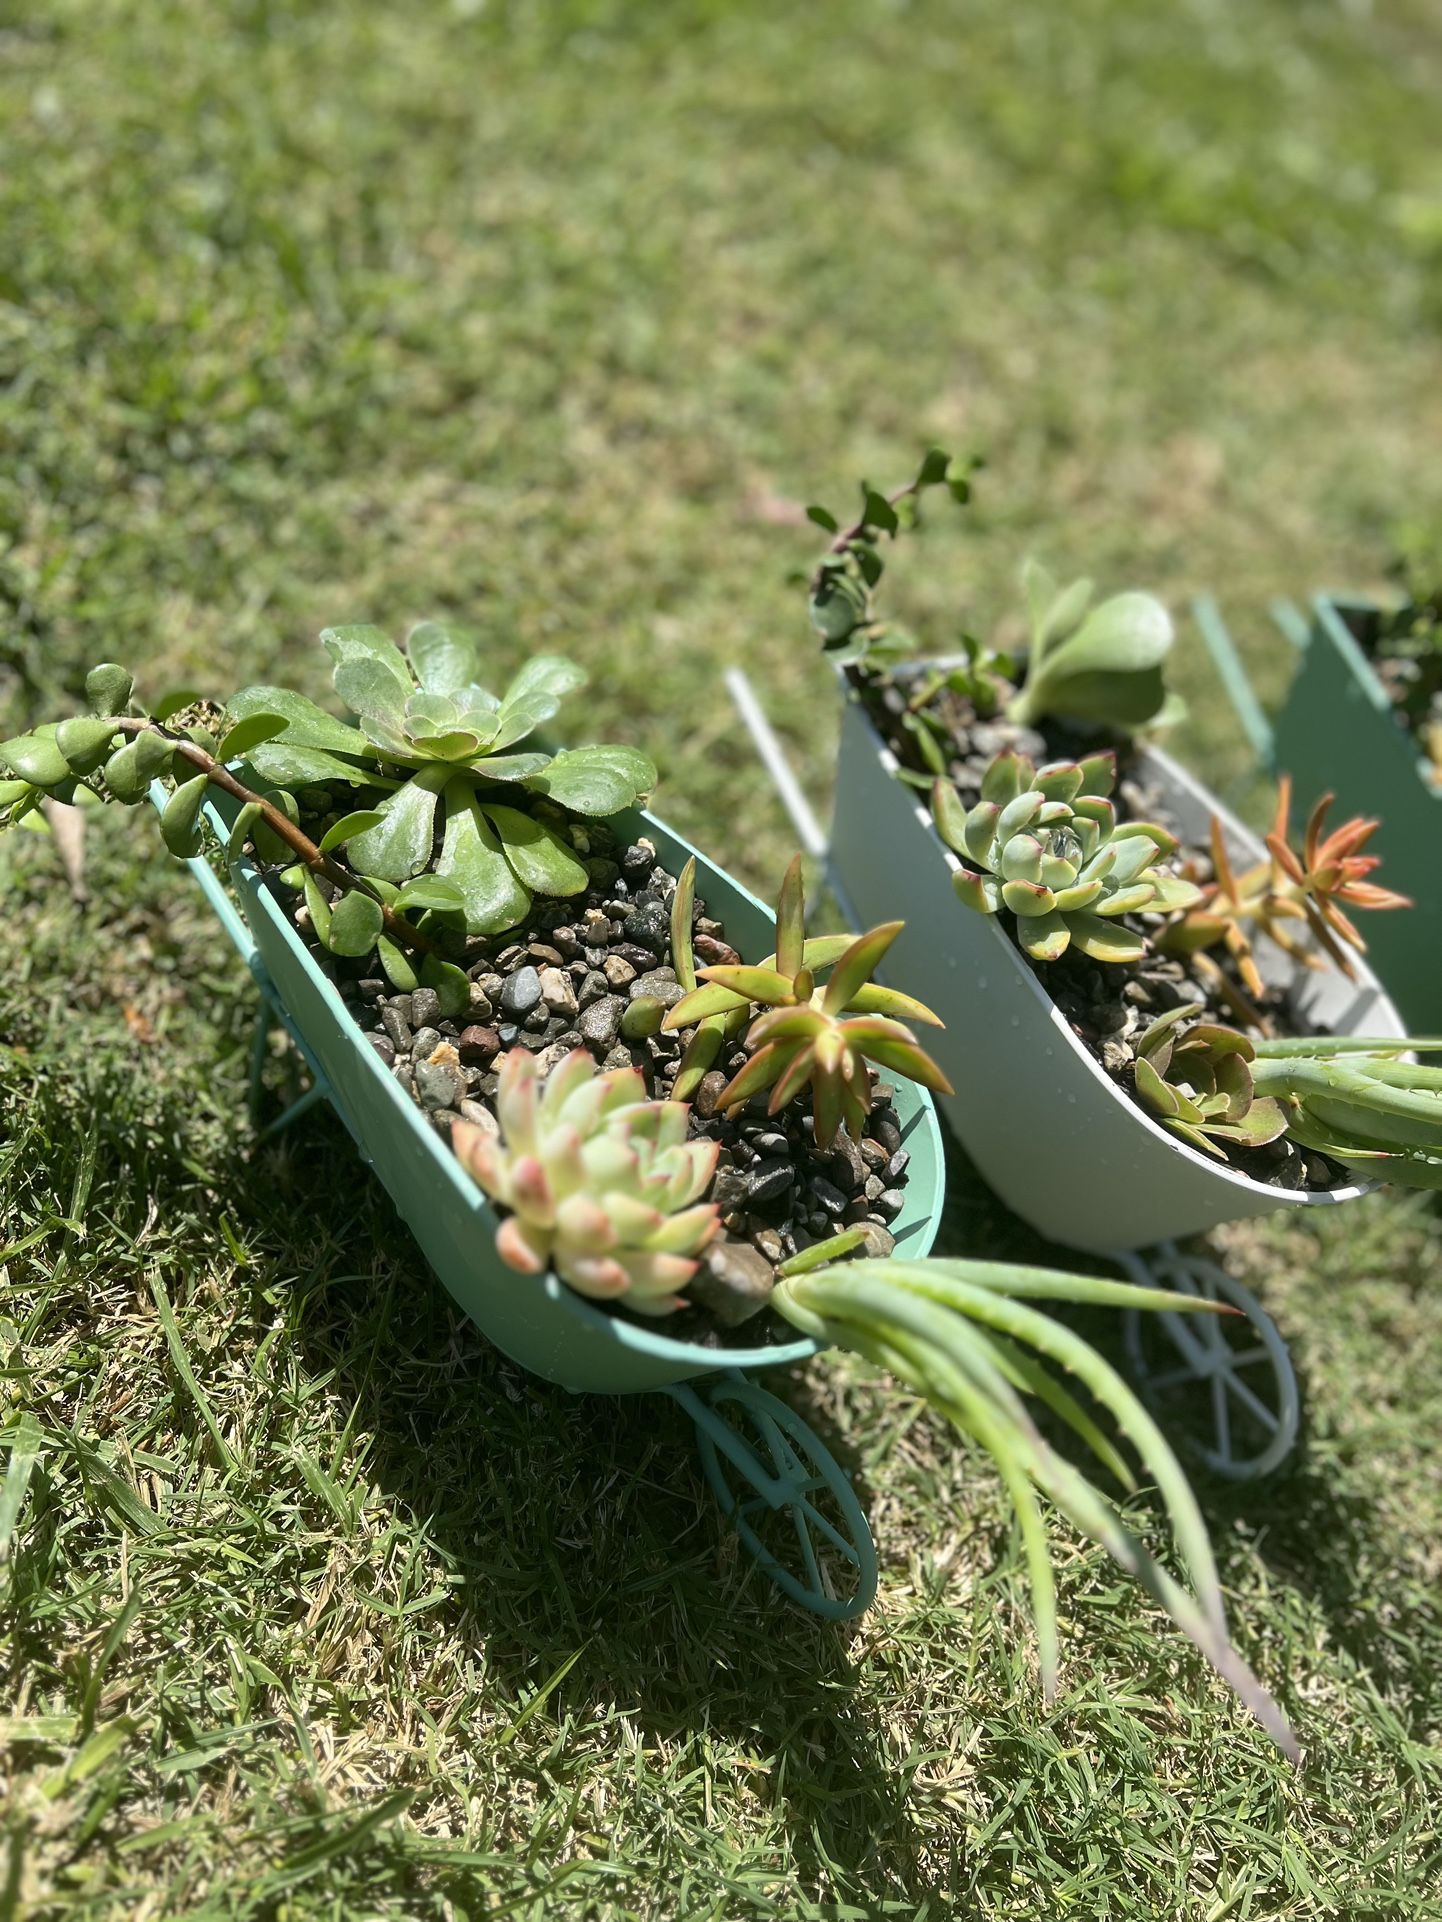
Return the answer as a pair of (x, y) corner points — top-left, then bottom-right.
(791, 1506), (822, 1593)
(1221, 1369), (1282, 1433)
(1211, 1372), (1231, 1461)
(798, 1497), (862, 1564)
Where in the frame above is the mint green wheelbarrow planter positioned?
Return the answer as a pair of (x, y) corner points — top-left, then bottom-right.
(1195, 593), (1439, 1036)
(170, 789), (945, 1621)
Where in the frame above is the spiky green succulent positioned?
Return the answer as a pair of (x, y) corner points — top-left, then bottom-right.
(1132, 1003), (1287, 1160)
(452, 1049), (721, 1316)
(932, 748), (1201, 964)
(1246, 1033), (1442, 1189)
(663, 855), (952, 1149)
(225, 622), (657, 935)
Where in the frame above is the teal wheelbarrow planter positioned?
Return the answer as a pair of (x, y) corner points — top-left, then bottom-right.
(171, 788), (946, 1621)
(1195, 592), (1440, 1036)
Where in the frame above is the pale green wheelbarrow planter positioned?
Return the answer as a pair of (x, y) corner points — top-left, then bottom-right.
(171, 788), (945, 1620)
(1195, 593), (1441, 1038)
(828, 692), (1406, 1257)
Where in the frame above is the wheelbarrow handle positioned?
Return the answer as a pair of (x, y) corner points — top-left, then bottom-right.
(1190, 594), (1284, 770)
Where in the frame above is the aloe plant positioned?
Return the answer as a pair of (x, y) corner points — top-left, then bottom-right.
(772, 1257), (1296, 1755)
(932, 747), (1201, 963)
(1247, 1033), (1442, 1188)
(226, 622), (657, 934)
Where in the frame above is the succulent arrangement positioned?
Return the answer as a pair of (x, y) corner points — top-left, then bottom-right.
(931, 747), (1201, 963)
(454, 1049), (721, 1314)
(662, 856), (952, 1147)
(1132, 1004), (1287, 1160)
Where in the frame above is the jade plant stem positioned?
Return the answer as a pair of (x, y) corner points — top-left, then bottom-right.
(104, 717), (434, 955)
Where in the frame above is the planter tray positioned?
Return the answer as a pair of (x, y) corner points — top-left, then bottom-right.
(829, 690), (1405, 1255)
(186, 792), (944, 1396)
(1196, 592), (1440, 1035)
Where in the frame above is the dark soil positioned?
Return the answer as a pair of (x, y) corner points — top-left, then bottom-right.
(853, 666), (1347, 1193)
(260, 809), (913, 1347)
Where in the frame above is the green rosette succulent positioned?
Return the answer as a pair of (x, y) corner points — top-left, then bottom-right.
(453, 1048), (721, 1315)
(1132, 1003), (1287, 1159)
(225, 622), (657, 935)
(932, 747), (1201, 964)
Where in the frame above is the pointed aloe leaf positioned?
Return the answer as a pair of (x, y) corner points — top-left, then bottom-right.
(334, 656), (410, 731)
(717, 1039), (800, 1109)
(346, 765), (449, 882)
(663, 981), (751, 1030)
(671, 1020), (724, 1102)
(407, 622), (481, 696)
(775, 856), (806, 981)
(479, 803), (588, 897)
(438, 787), (531, 934)
(524, 744), (656, 815)
(842, 981), (944, 1027)
(749, 1006), (829, 1047)
(840, 1016), (954, 1094)
(822, 921), (903, 1015)
(492, 655), (588, 750)
(980, 1329), (1136, 1492)
(321, 625), (413, 695)
(671, 856), (698, 991)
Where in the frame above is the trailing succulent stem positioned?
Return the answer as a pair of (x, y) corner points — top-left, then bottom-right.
(933, 747), (1200, 964)
(0, 688), (434, 958)
(803, 455), (1181, 733)
(772, 1257), (1296, 1756)
(662, 856), (952, 1149)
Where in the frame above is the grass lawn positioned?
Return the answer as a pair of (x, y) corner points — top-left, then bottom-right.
(3, 1), (1442, 1914)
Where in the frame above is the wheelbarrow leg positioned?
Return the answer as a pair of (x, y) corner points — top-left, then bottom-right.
(667, 1370), (878, 1621)
(1116, 1241), (1300, 1481)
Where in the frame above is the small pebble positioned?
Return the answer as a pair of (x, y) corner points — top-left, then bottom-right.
(811, 1177), (848, 1217)
(695, 1071), (730, 1119)
(538, 966), (578, 1017)
(687, 1239), (776, 1327)
(577, 972), (611, 1010)
(415, 1059), (463, 1111)
(578, 995), (625, 1050)
(380, 1004), (413, 1051)
(629, 969), (683, 1009)
(874, 1188), (905, 1222)
(411, 1025), (441, 1059)
(500, 966), (542, 1018)
(621, 903), (669, 959)
(367, 1033), (396, 1068)
(410, 987), (442, 1029)
(458, 1024), (500, 1064)
(457, 1099), (500, 1134)
(603, 955), (637, 990)
(747, 1159), (795, 1206)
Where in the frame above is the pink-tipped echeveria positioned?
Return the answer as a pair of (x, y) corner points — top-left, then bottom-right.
(932, 748), (1201, 965)
(452, 1048), (720, 1315)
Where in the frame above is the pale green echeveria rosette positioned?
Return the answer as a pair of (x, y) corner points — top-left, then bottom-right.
(226, 621), (657, 936)
(453, 1049), (722, 1315)
(933, 747), (1202, 964)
